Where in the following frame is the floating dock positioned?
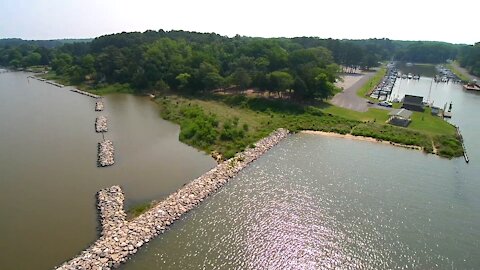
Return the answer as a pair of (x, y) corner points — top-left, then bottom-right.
(95, 116), (108, 133)
(98, 140), (114, 167)
(95, 99), (104, 111)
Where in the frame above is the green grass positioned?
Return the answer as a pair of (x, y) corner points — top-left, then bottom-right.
(409, 108), (456, 135)
(357, 67), (387, 100)
(87, 83), (134, 95)
(447, 62), (471, 82)
(157, 95), (360, 159)
(39, 71), (133, 96)
(321, 104), (390, 123)
(38, 71), (71, 85)
(126, 201), (155, 219)
(156, 94), (462, 159)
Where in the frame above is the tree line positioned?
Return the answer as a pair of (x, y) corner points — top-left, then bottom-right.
(458, 42), (480, 77)
(0, 30), (477, 99)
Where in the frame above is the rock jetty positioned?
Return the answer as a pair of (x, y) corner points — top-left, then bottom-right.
(55, 128), (289, 270)
(71, 88), (100, 98)
(46, 80), (64, 87)
(95, 116), (108, 133)
(95, 99), (105, 111)
(28, 75), (64, 87)
(98, 140), (114, 167)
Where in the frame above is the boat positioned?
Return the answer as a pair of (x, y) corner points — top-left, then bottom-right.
(463, 83), (480, 91)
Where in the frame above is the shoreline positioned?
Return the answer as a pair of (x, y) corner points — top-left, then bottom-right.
(301, 130), (423, 151)
(55, 128), (289, 269)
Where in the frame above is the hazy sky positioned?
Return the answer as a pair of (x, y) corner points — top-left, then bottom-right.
(1, 0), (478, 44)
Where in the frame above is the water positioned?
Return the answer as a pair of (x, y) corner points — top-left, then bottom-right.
(396, 62), (437, 77)
(122, 72), (480, 269)
(0, 72), (216, 269)
(2, 71), (480, 269)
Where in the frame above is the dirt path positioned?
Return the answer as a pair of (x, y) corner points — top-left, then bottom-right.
(330, 71), (376, 112)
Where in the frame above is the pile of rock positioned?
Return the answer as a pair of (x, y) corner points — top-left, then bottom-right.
(95, 99), (105, 111)
(98, 140), (114, 167)
(55, 128), (289, 270)
(95, 116), (108, 133)
(71, 88), (100, 98)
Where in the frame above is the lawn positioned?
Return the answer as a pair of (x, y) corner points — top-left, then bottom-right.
(155, 93), (461, 159)
(356, 67), (387, 99)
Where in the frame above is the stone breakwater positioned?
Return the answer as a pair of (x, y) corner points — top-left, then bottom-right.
(98, 140), (114, 167)
(28, 75), (64, 87)
(96, 100), (105, 111)
(55, 128), (289, 270)
(96, 116), (108, 133)
(71, 88), (100, 98)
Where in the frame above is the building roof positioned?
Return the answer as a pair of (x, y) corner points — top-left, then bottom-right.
(403, 94), (423, 106)
(389, 108), (412, 119)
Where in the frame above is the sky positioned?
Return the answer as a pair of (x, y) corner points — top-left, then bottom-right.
(0, 0), (478, 44)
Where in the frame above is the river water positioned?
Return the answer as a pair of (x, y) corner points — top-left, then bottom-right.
(122, 65), (480, 269)
(0, 72), (216, 270)
(2, 69), (480, 269)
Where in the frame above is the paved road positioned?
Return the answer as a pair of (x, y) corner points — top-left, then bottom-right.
(331, 71), (376, 112)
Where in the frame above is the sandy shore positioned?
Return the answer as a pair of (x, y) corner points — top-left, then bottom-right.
(301, 130), (423, 151)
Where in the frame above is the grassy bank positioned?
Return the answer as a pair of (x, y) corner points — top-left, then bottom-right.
(155, 93), (462, 159)
(356, 67), (387, 99)
(157, 95), (359, 159)
(39, 71), (134, 95)
(447, 61), (471, 82)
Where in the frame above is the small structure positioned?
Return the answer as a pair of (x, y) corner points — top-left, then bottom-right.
(463, 82), (480, 91)
(388, 108), (413, 127)
(402, 94), (424, 112)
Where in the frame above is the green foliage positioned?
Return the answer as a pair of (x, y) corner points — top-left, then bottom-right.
(351, 123), (434, 152)
(433, 135), (464, 158)
(127, 201), (154, 219)
(357, 67), (387, 99)
(458, 43), (480, 77)
(395, 41), (458, 63)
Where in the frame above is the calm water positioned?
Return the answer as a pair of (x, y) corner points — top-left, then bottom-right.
(396, 62), (437, 77)
(123, 74), (480, 269)
(2, 71), (480, 270)
(0, 72), (216, 269)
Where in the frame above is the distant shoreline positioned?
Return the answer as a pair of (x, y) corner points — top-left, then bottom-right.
(301, 130), (424, 152)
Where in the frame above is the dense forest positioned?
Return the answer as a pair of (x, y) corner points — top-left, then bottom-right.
(458, 42), (480, 76)
(0, 30), (477, 100)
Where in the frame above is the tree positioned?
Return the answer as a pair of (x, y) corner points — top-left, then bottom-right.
(231, 68), (251, 90)
(176, 73), (191, 91)
(266, 71), (294, 97)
